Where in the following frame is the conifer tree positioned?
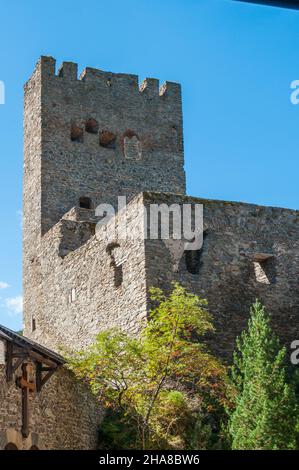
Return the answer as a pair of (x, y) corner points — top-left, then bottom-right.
(229, 301), (298, 450)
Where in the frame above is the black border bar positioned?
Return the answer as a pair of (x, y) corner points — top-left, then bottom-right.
(0, 450), (299, 468)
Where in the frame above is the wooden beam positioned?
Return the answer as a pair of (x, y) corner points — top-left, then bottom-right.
(12, 357), (25, 375)
(28, 350), (58, 368)
(19, 363), (31, 438)
(12, 352), (29, 359)
(36, 362), (42, 393)
(36, 363), (58, 392)
(22, 382), (29, 439)
(41, 368), (57, 387)
(6, 341), (13, 382)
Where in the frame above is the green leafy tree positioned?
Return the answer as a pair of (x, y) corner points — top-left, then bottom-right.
(228, 300), (298, 450)
(68, 283), (229, 449)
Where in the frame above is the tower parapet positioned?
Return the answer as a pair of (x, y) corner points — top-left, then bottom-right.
(33, 56), (182, 100)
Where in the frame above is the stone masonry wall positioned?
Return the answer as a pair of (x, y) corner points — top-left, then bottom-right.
(143, 192), (299, 361)
(26, 194), (148, 352)
(24, 190), (298, 361)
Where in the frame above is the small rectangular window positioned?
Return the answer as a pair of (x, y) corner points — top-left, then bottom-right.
(68, 288), (77, 303)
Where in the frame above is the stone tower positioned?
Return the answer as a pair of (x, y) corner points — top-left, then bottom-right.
(23, 56), (186, 344)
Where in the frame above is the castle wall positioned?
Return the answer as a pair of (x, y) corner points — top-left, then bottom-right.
(0, 344), (101, 449)
(26, 194), (148, 351)
(143, 192), (299, 361)
(25, 190), (298, 361)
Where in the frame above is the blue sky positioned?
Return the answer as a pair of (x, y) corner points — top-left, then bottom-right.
(0, 0), (298, 330)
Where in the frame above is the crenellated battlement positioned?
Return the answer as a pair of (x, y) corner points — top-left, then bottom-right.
(30, 56), (181, 99)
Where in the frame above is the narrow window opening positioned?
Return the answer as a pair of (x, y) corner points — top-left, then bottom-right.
(31, 317), (36, 332)
(185, 249), (202, 275)
(114, 264), (123, 288)
(254, 258), (276, 285)
(85, 118), (98, 134)
(68, 288), (76, 304)
(106, 243), (124, 288)
(71, 125), (84, 143)
(171, 125), (178, 147)
(99, 130), (116, 149)
(79, 197), (92, 210)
